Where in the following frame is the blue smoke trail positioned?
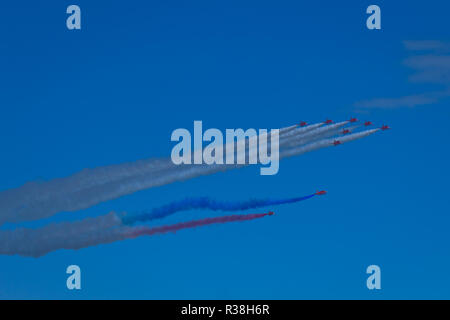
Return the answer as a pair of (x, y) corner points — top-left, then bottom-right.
(121, 193), (316, 225)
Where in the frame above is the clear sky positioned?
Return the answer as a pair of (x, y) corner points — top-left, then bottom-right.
(0, 0), (449, 299)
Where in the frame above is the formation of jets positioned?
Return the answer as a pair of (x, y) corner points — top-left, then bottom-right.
(296, 118), (389, 147)
(297, 118), (377, 127)
(268, 118), (387, 214)
(325, 118), (388, 146)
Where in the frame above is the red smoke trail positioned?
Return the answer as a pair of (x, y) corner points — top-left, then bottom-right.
(127, 212), (273, 238)
(0, 211), (272, 257)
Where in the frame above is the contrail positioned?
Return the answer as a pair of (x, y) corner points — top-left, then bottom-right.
(94, 127), (379, 219)
(279, 128), (381, 158)
(181, 127), (381, 183)
(55, 127), (379, 220)
(0, 126), (383, 257)
(338, 128), (380, 143)
(280, 122), (324, 138)
(0, 122), (322, 225)
(122, 193), (317, 224)
(0, 191), (323, 257)
(0, 212), (121, 257)
(280, 121), (349, 148)
(127, 212), (272, 238)
(0, 212), (273, 257)
(279, 124), (300, 135)
(0, 122), (382, 225)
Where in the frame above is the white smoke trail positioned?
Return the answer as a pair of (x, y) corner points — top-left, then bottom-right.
(0, 212), (123, 257)
(0, 122), (373, 226)
(338, 128), (380, 143)
(279, 124), (300, 135)
(0, 211), (269, 258)
(280, 121), (349, 149)
(0, 123), (323, 225)
(280, 128), (380, 158)
(146, 128), (382, 191)
(280, 122), (324, 138)
(0, 128), (381, 257)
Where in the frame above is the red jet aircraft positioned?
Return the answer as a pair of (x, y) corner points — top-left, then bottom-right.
(268, 211), (275, 216)
(324, 119), (333, 124)
(333, 140), (341, 146)
(342, 129), (351, 135)
(381, 125), (390, 130)
(364, 121), (372, 126)
(315, 190), (327, 195)
(299, 121), (307, 127)
(349, 117), (358, 123)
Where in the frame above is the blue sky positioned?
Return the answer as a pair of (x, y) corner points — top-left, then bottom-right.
(0, 0), (449, 299)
